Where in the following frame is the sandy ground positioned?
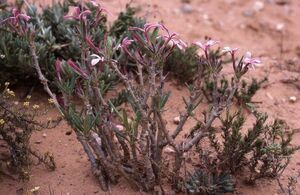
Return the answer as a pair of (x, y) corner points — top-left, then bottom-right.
(1, 0), (300, 194)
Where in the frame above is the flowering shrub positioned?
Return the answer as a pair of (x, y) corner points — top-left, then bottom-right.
(0, 0), (143, 85)
(0, 1), (298, 194)
(0, 82), (58, 180)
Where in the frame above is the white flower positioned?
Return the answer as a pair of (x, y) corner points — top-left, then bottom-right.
(193, 40), (220, 52)
(243, 51), (261, 68)
(222, 46), (238, 55)
(90, 54), (104, 66)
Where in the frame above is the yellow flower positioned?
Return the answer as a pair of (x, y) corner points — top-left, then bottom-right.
(30, 186), (40, 192)
(6, 88), (15, 97)
(48, 98), (55, 104)
(26, 95), (31, 100)
(32, 104), (40, 109)
(0, 119), (5, 125)
(23, 101), (30, 107)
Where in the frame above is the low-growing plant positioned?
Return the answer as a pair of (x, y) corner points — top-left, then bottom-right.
(164, 45), (267, 106)
(277, 168), (300, 195)
(0, 83), (57, 180)
(0, 0), (143, 85)
(208, 109), (299, 184)
(185, 149), (235, 194)
(164, 45), (200, 83)
(1, 1), (298, 194)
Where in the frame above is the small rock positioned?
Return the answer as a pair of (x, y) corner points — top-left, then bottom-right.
(35, 140), (42, 144)
(276, 23), (284, 32)
(289, 96), (297, 103)
(173, 116), (180, 124)
(243, 9), (255, 17)
(239, 23), (246, 29)
(266, 92), (274, 100)
(225, 0), (236, 4)
(253, 1), (265, 12)
(180, 3), (193, 14)
(202, 13), (209, 20)
(172, 8), (181, 15)
(42, 133), (47, 138)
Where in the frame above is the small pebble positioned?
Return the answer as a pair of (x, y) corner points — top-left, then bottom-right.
(180, 3), (193, 14)
(253, 1), (265, 12)
(289, 96), (297, 103)
(266, 92), (274, 100)
(276, 23), (285, 32)
(35, 140), (42, 144)
(243, 9), (255, 17)
(42, 133), (47, 138)
(172, 8), (181, 15)
(202, 13), (209, 20)
(173, 116), (180, 124)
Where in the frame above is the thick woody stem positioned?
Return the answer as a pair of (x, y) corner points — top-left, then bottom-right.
(182, 76), (240, 152)
(28, 40), (62, 114)
(78, 133), (109, 191)
(111, 62), (145, 117)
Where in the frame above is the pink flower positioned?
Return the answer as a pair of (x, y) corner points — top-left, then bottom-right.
(64, 7), (91, 21)
(118, 37), (134, 52)
(122, 37), (134, 47)
(12, 8), (31, 22)
(67, 59), (88, 79)
(171, 38), (187, 50)
(222, 46), (238, 55)
(85, 36), (100, 53)
(0, 8), (30, 26)
(161, 34), (187, 50)
(130, 23), (162, 33)
(160, 23), (187, 50)
(243, 52), (261, 69)
(129, 23), (162, 45)
(90, 0), (99, 7)
(144, 23), (162, 34)
(193, 40), (220, 52)
(55, 59), (62, 82)
(90, 0), (111, 16)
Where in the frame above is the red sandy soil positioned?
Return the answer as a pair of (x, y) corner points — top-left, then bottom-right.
(1, 0), (300, 194)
